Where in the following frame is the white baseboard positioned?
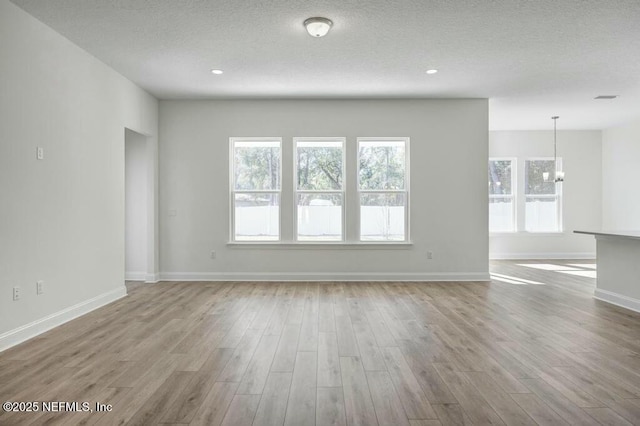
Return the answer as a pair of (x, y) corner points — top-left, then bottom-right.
(125, 271), (146, 281)
(159, 271), (490, 282)
(594, 289), (640, 314)
(490, 252), (596, 260)
(0, 286), (127, 353)
(126, 271), (159, 283)
(145, 273), (160, 283)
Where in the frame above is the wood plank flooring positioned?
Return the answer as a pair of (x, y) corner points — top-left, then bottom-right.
(2, 260), (640, 425)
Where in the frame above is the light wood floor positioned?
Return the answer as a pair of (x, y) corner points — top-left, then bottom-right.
(2, 260), (640, 425)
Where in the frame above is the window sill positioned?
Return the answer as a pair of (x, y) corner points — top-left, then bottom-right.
(227, 241), (413, 250)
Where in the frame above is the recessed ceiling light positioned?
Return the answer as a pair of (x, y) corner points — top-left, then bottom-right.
(304, 17), (333, 37)
(211, 69), (224, 75)
(426, 69), (438, 75)
(594, 95), (618, 99)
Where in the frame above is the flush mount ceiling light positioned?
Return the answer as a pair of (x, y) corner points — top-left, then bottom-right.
(425, 69), (438, 74)
(304, 17), (333, 37)
(210, 69), (224, 75)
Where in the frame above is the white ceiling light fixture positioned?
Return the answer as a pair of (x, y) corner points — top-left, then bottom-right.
(426, 69), (438, 74)
(304, 17), (333, 37)
(211, 69), (224, 75)
(552, 116), (564, 182)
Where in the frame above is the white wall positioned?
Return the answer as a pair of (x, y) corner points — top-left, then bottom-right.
(602, 119), (640, 229)
(593, 236), (640, 312)
(159, 99), (489, 281)
(125, 129), (148, 280)
(0, 1), (158, 348)
(489, 130), (601, 259)
(593, 120), (640, 313)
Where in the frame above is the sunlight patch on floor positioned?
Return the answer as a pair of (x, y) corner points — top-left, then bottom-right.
(558, 270), (597, 278)
(490, 272), (545, 285)
(518, 263), (580, 271)
(567, 263), (597, 269)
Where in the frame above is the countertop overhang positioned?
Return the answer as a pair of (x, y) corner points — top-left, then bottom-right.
(574, 230), (640, 240)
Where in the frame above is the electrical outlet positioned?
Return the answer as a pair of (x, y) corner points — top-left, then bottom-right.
(427, 251), (433, 260)
(37, 280), (44, 295)
(13, 286), (21, 301)
(36, 146), (44, 160)
(210, 251), (216, 259)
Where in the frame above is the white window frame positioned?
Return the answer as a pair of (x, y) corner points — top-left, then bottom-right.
(357, 137), (410, 242)
(293, 137), (346, 242)
(229, 137), (283, 242)
(524, 157), (563, 233)
(489, 157), (517, 233)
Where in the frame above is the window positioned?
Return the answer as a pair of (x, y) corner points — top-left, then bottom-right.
(295, 138), (345, 241)
(489, 159), (515, 232)
(230, 136), (411, 244)
(525, 159), (562, 232)
(231, 138), (281, 241)
(358, 138), (409, 241)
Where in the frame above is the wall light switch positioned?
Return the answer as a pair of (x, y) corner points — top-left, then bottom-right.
(36, 146), (44, 160)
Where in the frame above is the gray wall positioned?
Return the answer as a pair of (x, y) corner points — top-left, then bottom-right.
(603, 119), (640, 229)
(159, 99), (489, 280)
(0, 1), (158, 345)
(125, 129), (149, 279)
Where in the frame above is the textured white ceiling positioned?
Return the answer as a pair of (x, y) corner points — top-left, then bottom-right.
(10, 0), (640, 130)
